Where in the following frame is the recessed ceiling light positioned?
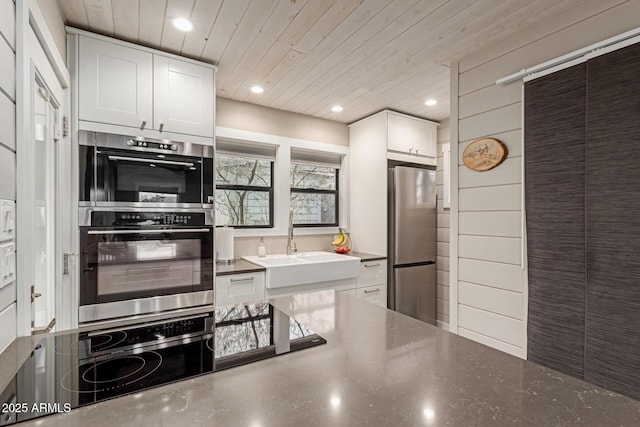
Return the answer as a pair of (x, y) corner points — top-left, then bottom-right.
(172, 17), (194, 32)
(424, 99), (438, 106)
(250, 85), (265, 94)
(331, 105), (343, 112)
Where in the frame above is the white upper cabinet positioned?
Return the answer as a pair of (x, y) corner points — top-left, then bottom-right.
(154, 56), (214, 137)
(79, 36), (153, 130)
(74, 31), (215, 139)
(387, 111), (437, 159)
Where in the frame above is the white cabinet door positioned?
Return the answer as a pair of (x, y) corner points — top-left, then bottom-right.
(154, 56), (214, 138)
(79, 36), (153, 129)
(216, 272), (266, 306)
(355, 284), (387, 307)
(387, 113), (413, 153)
(356, 261), (386, 288)
(387, 112), (437, 158)
(412, 119), (437, 158)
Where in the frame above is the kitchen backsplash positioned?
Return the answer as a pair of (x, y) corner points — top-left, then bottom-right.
(234, 235), (335, 258)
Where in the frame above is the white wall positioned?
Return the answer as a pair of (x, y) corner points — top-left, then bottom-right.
(36, 0), (66, 62)
(0, 0), (16, 353)
(435, 120), (450, 328)
(217, 97), (348, 147)
(216, 98), (350, 257)
(450, 0), (640, 358)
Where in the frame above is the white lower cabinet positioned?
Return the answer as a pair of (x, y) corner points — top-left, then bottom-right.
(338, 289), (356, 297)
(355, 284), (387, 307)
(216, 272), (266, 306)
(355, 260), (387, 308)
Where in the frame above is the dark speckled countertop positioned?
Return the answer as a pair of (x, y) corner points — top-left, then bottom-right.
(215, 259), (266, 276)
(5, 290), (640, 426)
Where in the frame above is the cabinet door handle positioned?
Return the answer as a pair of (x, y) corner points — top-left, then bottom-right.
(364, 263), (381, 268)
(159, 123), (164, 132)
(408, 148), (413, 155)
(364, 288), (381, 294)
(230, 277), (255, 283)
(415, 149), (419, 155)
(140, 120), (146, 130)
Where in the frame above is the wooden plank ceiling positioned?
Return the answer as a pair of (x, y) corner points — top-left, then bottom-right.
(58, 0), (587, 123)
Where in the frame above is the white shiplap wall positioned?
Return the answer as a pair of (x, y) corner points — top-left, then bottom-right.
(436, 120), (450, 328)
(0, 0), (16, 354)
(451, 0), (640, 358)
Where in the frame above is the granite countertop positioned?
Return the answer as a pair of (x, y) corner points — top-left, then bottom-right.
(5, 290), (639, 426)
(215, 259), (265, 276)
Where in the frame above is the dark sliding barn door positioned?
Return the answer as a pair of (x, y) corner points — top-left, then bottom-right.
(584, 42), (640, 400)
(525, 41), (640, 400)
(524, 64), (586, 379)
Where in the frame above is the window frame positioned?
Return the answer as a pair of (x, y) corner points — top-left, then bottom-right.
(290, 165), (339, 228)
(215, 156), (275, 229)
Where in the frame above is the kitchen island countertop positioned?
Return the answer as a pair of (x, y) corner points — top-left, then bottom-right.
(5, 290), (640, 426)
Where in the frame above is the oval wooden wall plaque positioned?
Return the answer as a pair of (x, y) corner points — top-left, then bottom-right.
(462, 138), (508, 171)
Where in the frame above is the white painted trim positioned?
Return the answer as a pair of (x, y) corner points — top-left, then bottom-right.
(28, 1), (69, 89)
(497, 27), (640, 85)
(215, 127), (349, 238)
(16, 0), (71, 336)
(66, 26), (218, 71)
(437, 320), (449, 331)
(448, 62), (460, 334)
(442, 143), (451, 209)
(520, 84), (528, 360)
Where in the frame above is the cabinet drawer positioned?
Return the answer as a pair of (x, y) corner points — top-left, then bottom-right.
(356, 261), (386, 288)
(355, 284), (387, 308)
(216, 272), (265, 306)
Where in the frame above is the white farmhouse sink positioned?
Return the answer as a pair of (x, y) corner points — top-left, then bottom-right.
(243, 251), (360, 289)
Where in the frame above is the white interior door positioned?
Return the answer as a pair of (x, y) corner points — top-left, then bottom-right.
(31, 76), (58, 332)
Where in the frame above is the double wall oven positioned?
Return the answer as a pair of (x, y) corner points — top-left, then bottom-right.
(78, 131), (214, 323)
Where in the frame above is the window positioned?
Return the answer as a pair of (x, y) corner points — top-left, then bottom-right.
(290, 149), (341, 227)
(215, 140), (276, 227)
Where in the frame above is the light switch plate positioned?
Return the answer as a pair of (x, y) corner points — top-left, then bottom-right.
(0, 242), (15, 289)
(0, 200), (15, 242)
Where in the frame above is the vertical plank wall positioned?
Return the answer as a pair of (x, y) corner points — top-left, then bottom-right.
(451, 0), (639, 358)
(0, 0), (16, 353)
(435, 120), (450, 329)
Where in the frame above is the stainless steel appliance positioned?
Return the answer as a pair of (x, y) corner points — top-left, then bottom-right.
(0, 303), (326, 425)
(388, 164), (437, 324)
(79, 130), (213, 208)
(79, 210), (214, 323)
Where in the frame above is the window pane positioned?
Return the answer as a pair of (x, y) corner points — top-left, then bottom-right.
(291, 192), (336, 225)
(216, 189), (270, 226)
(290, 163), (336, 190)
(216, 155), (271, 187)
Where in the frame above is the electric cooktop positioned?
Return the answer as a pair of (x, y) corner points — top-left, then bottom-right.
(0, 303), (326, 425)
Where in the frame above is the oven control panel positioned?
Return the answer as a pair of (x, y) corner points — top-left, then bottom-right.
(90, 211), (207, 226)
(126, 138), (179, 151)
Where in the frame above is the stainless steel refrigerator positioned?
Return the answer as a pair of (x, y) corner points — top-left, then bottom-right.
(388, 164), (437, 325)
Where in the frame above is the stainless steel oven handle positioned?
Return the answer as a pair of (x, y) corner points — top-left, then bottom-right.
(87, 313), (211, 336)
(88, 228), (211, 235)
(107, 155), (194, 167)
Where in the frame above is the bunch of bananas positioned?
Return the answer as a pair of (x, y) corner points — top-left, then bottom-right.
(331, 228), (348, 246)
(331, 228), (351, 253)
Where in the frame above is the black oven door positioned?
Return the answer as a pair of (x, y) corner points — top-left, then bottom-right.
(80, 146), (213, 207)
(79, 227), (213, 306)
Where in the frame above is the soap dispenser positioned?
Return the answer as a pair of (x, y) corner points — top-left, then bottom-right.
(258, 237), (266, 257)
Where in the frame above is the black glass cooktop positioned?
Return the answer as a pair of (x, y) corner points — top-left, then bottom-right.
(0, 303), (325, 425)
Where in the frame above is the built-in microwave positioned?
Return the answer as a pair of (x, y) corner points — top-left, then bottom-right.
(79, 131), (213, 208)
